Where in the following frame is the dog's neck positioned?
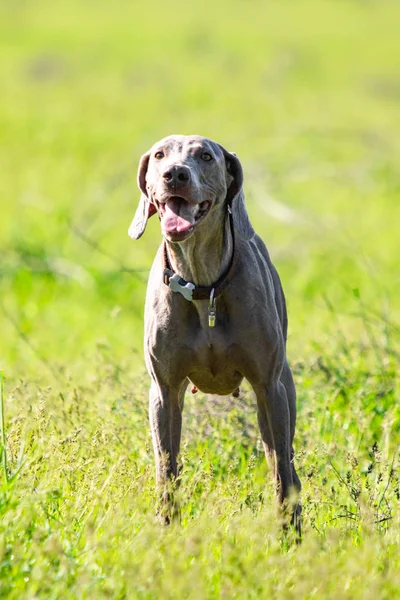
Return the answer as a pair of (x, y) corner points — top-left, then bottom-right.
(164, 208), (233, 288)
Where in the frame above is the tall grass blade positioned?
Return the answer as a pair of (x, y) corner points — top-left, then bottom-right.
(0, 369), (8, 484)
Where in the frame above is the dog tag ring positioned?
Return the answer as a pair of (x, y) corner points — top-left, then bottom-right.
(208, 288), (216, 327)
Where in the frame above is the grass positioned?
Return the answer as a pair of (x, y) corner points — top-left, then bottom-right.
(1, 0), (400, 597)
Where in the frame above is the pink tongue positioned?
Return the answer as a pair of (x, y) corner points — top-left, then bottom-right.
(163, 201), (193, 233)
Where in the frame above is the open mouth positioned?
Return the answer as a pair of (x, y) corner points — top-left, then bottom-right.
(155, 196), (211, 240)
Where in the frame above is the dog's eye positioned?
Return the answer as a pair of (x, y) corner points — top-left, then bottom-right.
(201, 152), (213, 162)
(154, 151), (164, 160)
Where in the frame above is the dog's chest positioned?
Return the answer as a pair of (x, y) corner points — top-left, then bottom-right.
(146, 285), (276, 393)
(179, 327), (244, 395)
(187, 342), (243, 395)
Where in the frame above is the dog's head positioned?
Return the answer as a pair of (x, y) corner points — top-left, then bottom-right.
(129, 134), (253, 242)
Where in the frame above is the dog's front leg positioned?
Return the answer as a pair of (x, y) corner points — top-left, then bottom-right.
(253, 379), (302, 537)
(149, 379), (186, 524)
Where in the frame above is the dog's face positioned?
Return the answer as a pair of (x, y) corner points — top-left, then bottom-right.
(143, 135), (230, 242)
(129, 135), (245, 243)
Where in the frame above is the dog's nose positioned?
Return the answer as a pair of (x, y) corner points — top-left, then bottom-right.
(162, 165), (191, 187)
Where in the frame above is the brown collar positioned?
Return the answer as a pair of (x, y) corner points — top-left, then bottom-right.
(163, 211), (236, 301)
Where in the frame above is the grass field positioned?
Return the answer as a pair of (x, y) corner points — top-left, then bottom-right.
(1, 0), (400, 597)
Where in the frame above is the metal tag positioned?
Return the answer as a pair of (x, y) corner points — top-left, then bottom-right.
(169, 273), (195, 301)
(208, 288), (216, 327)
(208, 307), (216, 327)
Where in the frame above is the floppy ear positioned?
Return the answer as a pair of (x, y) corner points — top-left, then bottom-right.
(219, 146), (254, 241)
(128, 152), (157, 240)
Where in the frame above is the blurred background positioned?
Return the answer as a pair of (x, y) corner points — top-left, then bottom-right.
(1, 0), (399, 383)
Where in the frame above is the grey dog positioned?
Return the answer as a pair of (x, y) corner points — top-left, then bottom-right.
(129, 135), (301, 532)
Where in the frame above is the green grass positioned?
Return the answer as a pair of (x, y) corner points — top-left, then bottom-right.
(1, 0), (400, 597)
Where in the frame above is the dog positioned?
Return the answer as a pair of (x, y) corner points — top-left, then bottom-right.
(129, 135), (301, 532)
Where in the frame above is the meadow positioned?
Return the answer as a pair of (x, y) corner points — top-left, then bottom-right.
(0, 0), (399, 597)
